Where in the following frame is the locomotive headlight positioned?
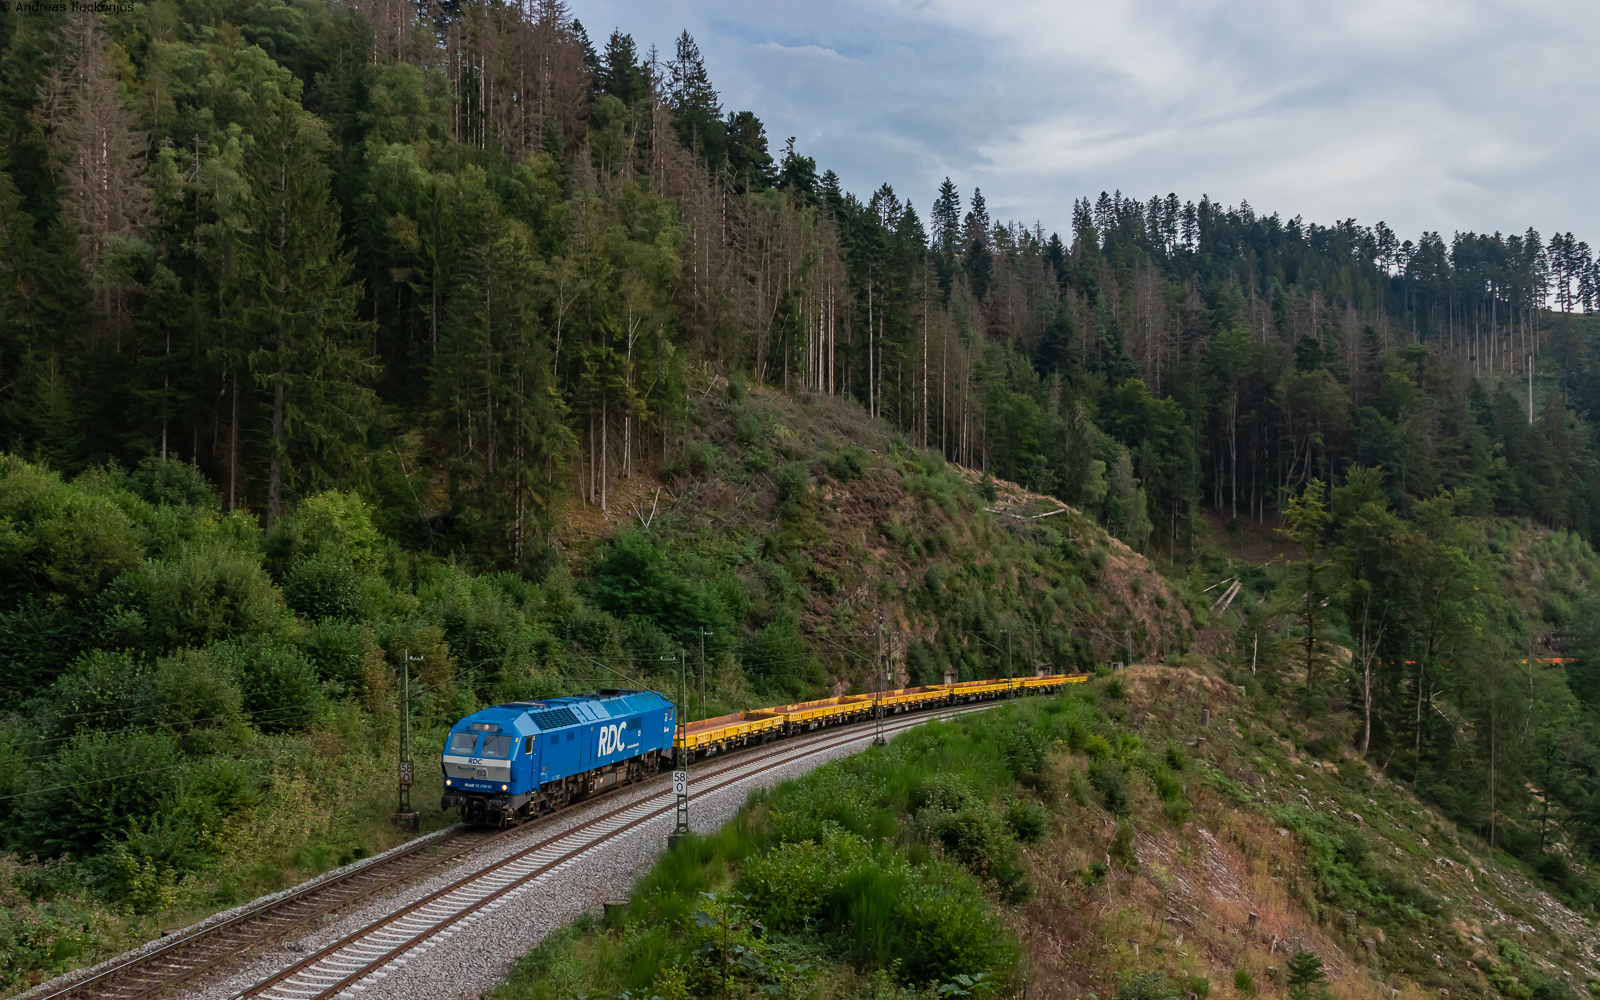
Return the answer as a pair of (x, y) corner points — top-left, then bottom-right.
(501, 784), (508, 791)
(445, 779), (452, 786)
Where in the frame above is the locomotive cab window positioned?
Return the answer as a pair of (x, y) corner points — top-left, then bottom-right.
(480, 734), (514, 758)
(448, 732), (478, 754)
(524, 737), (533, 754)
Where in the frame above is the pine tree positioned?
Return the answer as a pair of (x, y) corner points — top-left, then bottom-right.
(231, 55), (374, 528)
(931, 178), (960, 254)
(963, 188), (992, 299)
(667, 31), (724, 167)
(599, 31), (650, 106)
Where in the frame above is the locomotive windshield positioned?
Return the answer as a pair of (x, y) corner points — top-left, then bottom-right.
(480, 734), (515, 758)
(448, 732), (478, 754)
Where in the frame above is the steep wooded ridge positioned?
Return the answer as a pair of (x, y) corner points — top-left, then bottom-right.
(1, 0), (1600, 997)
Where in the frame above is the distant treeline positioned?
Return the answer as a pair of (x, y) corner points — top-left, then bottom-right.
(2, 0), (1600, 560)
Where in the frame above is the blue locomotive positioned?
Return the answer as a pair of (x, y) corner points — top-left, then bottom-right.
(439, 689), (676, 825)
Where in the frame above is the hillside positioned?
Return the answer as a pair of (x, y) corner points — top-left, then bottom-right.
(3, 379), (1598, 998)
(496, 669), (1600, 1000)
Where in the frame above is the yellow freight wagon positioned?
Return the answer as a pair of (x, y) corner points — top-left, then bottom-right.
(674, 672), (1091, 761)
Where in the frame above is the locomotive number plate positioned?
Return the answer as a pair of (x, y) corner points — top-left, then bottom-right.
(476, 768), (488, 778)
(672, 771), (687, 796)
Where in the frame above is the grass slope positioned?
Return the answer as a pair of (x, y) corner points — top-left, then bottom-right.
(496, 670), (1599, 1000)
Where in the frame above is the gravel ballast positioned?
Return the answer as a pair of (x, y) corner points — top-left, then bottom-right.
(35, 708), (986, 1000)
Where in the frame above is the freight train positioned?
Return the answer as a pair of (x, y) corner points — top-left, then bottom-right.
(438, 674), (1086, 825)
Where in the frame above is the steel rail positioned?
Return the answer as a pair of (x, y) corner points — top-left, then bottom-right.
(232, 706), (990, 1000)
(32, 731), (714, 1000)
(28, 826), (511, 1000)
(37, 680), (1055, 1000)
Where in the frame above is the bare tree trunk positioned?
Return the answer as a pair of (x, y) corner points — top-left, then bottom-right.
(228, 375), (239, 511)
(266, 381), (285, 529)
(922, 272), (929, 448)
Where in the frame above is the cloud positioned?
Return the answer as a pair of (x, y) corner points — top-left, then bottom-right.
(573, 0), (1600, 241)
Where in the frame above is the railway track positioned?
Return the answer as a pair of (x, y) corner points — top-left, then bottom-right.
(229, 706), (987, 1000)
(31, 737), (703, 1000)
(28, 824), (519, 1000)
(30, 696), (1008, 1000)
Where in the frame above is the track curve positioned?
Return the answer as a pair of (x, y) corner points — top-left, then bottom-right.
(230, 705), (990, 1000)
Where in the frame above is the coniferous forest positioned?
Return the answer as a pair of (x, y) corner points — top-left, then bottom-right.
(4, 0), (1600, 993)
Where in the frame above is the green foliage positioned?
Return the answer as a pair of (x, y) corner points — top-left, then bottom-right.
(1109, 818), (1137, 868)
(0, 455), (144, 606)
(828, 446), (868, 481)
(1285, 950), (1329, 1000)
(264, 491), (383, 576)
(775, 461), (811, 507)
(208, 638), (321, 733)
(590, 530), (732, 648)
(105, 542), (285, 654)
(1163, 740), (1187, 770)
(127, 458), (219, 510)
(284, 553), (372, 621)
(1089, 757), (1131, 815)
(1004, 798), (1049, 843)
(1118, 970), (1179, 1000)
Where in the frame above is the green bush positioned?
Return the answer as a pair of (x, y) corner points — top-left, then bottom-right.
(105, 543), (284, 654)
(1066, 767), (1092, 807)
(828, 446), (868, 481)
(127, 456), (218, 509)
(263, 490), (383, 577)
(0, 457), (145, 605)
(1285, 950), (1328, 1000)
(40, 649), (146, 739)
(912, 772), (980, 813)
(740, 834), (856, 929)
(301, 619), (377, 696)
(284, 554), (372, 621)
(1164, 740), (1187, 770)
(591, 531), (730, 647)
(670, 439), (719, 478)
(26, 729), (183, 857)
(775, 462), (810, 506)
(739, 613), (811, 696)
(1118, 970), (1178, 1000)
(209, 639), (321, 733)
(893, 862), (1018, 983)
(1005, 798), (1049, 843)
(147, 648), (246, 748)
(1089, 758), (1131, 815)
(735, 414), (764, 446)
(1109, 818), (1138, 868)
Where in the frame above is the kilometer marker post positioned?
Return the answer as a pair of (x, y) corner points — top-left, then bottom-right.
(667, 648), (690, 847)
(393, 649), (423, 832)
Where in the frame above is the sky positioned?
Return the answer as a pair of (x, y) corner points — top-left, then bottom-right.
(571, 0), (1599, 245)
